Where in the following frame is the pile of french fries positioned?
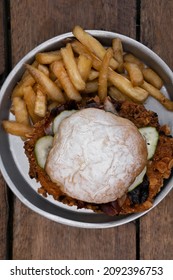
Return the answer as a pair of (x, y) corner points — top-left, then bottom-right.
(2, 25), (173, 138)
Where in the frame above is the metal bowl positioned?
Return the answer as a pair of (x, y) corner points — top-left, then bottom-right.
(0, 31), (173, 228)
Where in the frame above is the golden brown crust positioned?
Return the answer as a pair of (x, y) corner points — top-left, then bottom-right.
(120, 133), (173, 214)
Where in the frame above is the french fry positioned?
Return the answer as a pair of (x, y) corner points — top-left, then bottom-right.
(124, 62), (144, 86)
(98, 48), (113, 102)
(71, 39), (92, 60)
(77, 54), (92, 81)
(51, 60), (82, 102)
(73, 25), (118, 70)
(90, 52), (108, 72)
(26, 64), (65, 103)
(90, 53), (148, 103)
(108, 86), (131, 101)
(141, 81), (173, 110)
(21, 60), (38, 80)
(88, 69), (99, 81)
(12, 74), (35, 98)
(33, 83), (47, 95)
(112, 38), (124, 72)
(34, 89), (47, 117)
(123, 53), (145, 70)
(49, 69), (57, 81)
(4, 25), (173, 144)
(142, 68), (163, 89)
(38, 64), (50, 77)
(2, 120), (33, 138)
(12, 97), (30, 126)
(54, 78), (63, 89)
(108, 69), (148, 103)
(82, 80), (98, 94)
(61, 43), (86, 91)
(23, 86), (41, 123)
(35, 50), (62, 64)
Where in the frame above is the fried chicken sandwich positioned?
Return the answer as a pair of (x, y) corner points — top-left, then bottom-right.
(24, 97), (173, 215)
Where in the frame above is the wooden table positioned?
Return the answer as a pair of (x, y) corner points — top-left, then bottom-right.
(0, 0), (173, 260)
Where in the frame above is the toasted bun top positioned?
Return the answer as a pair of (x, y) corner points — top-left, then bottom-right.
(46, 108), (147, 204)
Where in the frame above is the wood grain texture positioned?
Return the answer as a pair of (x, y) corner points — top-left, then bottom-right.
(140, 191), (173, 260)
(0, 0), (8, 260)
(0, 172), (9, 260)
(12, 199), (136, 260)
(140, 0), (173, 260)
(10, 0), (137, 260)
(0, 0), (5, 75)
(140, 0), (173, 68)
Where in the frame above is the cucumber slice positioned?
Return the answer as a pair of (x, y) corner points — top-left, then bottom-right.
(34, 135), (53, 168)
(139, 127), (159, 160)
(53, 110), (77, 134)
(128, 167), (147, 192)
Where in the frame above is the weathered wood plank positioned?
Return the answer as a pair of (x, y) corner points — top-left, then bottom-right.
(0, 0), (9, 260)
(0, 0), (5, 75)
(10, 0), (137, 259)
(140, 0), (173, 259)
(12, 199), (137, 260)
(141, 0), (173, 68)
(140, 191), (173, 260)
(0, 172), (9, 260)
